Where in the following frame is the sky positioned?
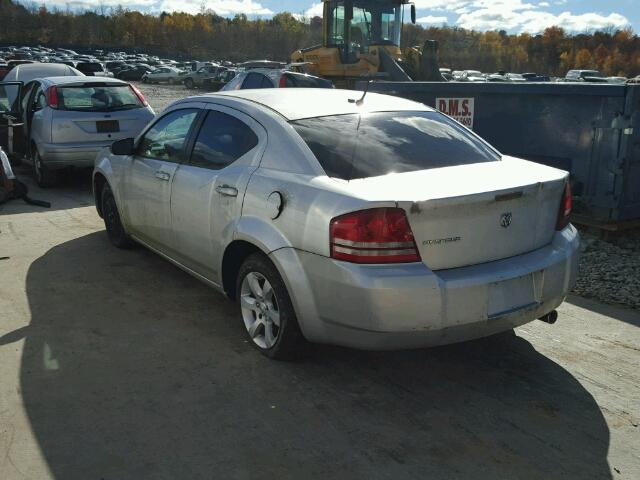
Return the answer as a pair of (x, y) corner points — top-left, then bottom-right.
(25, 0), (640, 34)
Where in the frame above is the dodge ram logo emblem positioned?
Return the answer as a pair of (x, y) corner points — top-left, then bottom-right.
(500, 212), (513, 228)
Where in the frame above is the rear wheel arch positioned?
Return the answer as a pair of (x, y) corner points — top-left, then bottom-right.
(221, 240), (267, 300)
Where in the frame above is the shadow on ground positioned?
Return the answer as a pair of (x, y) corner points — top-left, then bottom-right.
(0, 166), (94, 214)
(12, 232), (611, 479)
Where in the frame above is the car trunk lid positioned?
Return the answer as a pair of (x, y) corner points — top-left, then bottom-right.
(342, 157), (568, 270)
(51, 109), (149, 144)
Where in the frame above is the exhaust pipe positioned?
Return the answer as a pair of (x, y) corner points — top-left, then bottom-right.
(538, 310), (558, 324)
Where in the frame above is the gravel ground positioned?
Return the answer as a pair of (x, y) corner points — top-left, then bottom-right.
(574, 228), (640, 310)
(134, 82), (640, 311)
(133, 81), (202, 113)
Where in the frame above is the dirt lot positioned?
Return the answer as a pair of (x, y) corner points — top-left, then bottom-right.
(0, 83), (639, 479)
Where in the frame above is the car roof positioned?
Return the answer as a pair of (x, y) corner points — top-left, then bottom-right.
(207, 88), (433, 121)
(38, 76), (128, 86)
(4, 63), (83, 82)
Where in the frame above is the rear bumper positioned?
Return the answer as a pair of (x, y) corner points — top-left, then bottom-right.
(39, 142), (113, 168)
(271, 225), (580, 350)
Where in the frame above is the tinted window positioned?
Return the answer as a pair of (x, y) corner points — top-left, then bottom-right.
(284, 73), (333, 88)
(57, 85), (143, 112)
(291, 111), (500, 180)
(138, 109), (199, 163)
(190, 110), (258, 170)
(242, 73), (269, 89)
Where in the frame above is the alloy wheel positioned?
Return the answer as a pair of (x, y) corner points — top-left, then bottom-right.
(240, 272), (281, 349)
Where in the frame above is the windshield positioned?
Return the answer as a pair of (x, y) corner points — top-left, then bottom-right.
(57, 85), (143, 112)
(291, 111), (500, 180)
(327, 1), (403, 50)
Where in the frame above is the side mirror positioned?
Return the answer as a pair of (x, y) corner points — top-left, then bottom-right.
(411, 4), (416, 25)
(111, 137), (135, 156)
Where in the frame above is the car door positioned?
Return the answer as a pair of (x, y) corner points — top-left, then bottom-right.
(170, 104), (267, 282)
(122, 106), (201, 252)
(0, 81), (24, 158)
(27, 83), (47, 152)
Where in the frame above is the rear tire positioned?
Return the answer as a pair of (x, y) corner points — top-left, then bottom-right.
(236, 253), (304, 360)
(185, 78), (194, 89)
(32, 149), (57, 188)
(101, 184), (134, 249)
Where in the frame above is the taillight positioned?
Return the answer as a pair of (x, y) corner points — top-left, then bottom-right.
(330, 208), (421, 264)
(556, 182), (573, 230)
(279, 75), (288, 88)
(129, 84), (148, 106)
(45, 86), (59, 109)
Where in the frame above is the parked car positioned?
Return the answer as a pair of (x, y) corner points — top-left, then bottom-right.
(202, 68), (238, 91)
(17, 77), (154, 187)
(116, 65), (153, 81)
(564, 70), (605, 82)
(93, 89), (579, 359)
(3, 62), (84, 110)
(237, 60), (286, 70)
(3, 62), (83, 83)
(0, 60), (9, 81)
(181, 64), (222, 89)
(142, 66), (185, 84)
(75, 62), (113, 77)
(521, 72), (551, 82)
(221, 69), (333, 91)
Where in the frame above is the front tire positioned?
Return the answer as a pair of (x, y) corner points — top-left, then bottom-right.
(32, 149), (57, 188)
(184, 78), (194, 89)
(236, 253), (304, 360)
(101, 184), (134, 249)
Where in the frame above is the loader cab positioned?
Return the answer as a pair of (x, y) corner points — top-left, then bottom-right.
(325, 0), (407, 64)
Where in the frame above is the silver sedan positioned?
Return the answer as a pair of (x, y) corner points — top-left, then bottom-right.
(94, 89), (579, 359)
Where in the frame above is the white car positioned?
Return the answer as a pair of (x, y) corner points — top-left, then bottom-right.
(94, 89), (579, 359)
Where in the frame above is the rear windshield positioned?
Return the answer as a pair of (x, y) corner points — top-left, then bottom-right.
(57, 85), (142, 112)
(284, 73), (333, 88)
(77, 63), (104, 72)
(291, 111), (500, 180)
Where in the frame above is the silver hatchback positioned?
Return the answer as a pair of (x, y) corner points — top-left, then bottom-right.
(20, 76), (155, 187)
(94, 89), (579, 359)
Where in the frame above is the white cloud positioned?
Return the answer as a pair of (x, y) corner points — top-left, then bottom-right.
(156, 0), (273, 15)
(304, 2), (324, 18)
(411, 0), (629, 33)
(457, 7), (628, 32)
(417, 16), (448, 25)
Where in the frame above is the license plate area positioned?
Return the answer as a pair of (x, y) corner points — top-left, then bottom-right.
(96, 120), (119, 133)
(488, 273), (539, 319)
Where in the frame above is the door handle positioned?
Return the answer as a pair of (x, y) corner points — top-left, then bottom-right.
(215, 185), (238, 197)
(155, 171), (171, 181)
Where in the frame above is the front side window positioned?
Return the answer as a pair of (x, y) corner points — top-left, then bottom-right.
(291, 111), (500, 180)
(137, 109), (199, 163)
(189, 110), (258, 170)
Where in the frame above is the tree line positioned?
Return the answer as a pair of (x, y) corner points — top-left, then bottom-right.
(1, 0), (639, 77)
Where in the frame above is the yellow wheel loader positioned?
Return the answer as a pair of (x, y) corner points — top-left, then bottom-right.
(291, 0), (445, 87)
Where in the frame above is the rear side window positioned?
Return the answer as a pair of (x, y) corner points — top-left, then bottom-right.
(57, 85), (142, 112)
(189, 110), (258, 170)
(291, 111), (500, 180)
